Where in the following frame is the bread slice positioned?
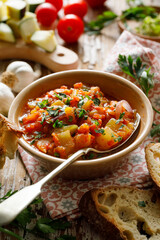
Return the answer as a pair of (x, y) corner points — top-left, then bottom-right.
(145, 143), (160, 189)
(79, 186), (160, 240)
(0, 113), (23, 168)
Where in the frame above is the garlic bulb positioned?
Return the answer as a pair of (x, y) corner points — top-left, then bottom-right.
(0, 82), (15, 116)
(6, 61), (36, 93)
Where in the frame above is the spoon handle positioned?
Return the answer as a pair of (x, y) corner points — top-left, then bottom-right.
(0, 149), (85, 226)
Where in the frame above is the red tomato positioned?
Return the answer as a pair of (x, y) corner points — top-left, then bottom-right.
(64, 0), (88, 18)
(57, 14), (84, 43)
(35, 2), (57, 26)
(45, 0), (63, 12)
(85, 0), (106, 8)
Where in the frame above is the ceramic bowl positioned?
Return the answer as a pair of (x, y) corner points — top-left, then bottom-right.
(8, 70), (153, 180)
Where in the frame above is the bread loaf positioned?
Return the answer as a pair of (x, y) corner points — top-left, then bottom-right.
(79, 186), (160, 240)
(0, 114), (23, 168)
(145, 143), (160, 189)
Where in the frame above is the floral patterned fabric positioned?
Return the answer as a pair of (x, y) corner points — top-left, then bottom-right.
(19, 30), (160, 220)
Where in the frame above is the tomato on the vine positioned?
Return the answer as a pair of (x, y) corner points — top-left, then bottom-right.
(64, 0), (88, 19)
(45, 0), (63, 12)
(57, 14), (84, 43)
(35, 2), (57, 26)
(85, 0), (106, 8)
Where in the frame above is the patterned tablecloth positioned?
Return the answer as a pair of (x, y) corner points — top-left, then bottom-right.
(19, 30), (160, 220)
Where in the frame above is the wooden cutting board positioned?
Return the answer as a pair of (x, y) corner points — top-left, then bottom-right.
(0, 40), (79, 72)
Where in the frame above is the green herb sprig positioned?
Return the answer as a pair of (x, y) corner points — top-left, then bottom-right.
(0, 185), (75, 240)
(85, 6), (157, 35)
(118, 54), (154, 96)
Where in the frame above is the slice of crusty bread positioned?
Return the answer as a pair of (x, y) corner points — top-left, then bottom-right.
(145, 143), (160, 189)
(79, 186), (160, 240)
(0, 114), (23, 168)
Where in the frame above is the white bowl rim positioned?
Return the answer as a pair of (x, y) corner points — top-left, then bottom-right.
(9, 69), (153, 166)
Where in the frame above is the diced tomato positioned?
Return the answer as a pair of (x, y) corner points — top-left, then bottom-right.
(92, 113), (105, 120)
(54, 146), (67, 158)
(24, 122), (42, 133)
(74, 133), (93, 149)
(22, 112), (40, 124)
(74, 82), (83, 89)
(78, 123), (90, 134)
(52, 133), (60, 146)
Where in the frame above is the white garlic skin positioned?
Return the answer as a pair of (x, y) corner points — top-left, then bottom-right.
(6, 61), (36, 93)
(0, 82), (15, 116)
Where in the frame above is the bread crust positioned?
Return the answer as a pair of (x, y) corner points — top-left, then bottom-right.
(79, 186), (160, 240)
(145, 143), (160, 188)
(79, 189), (122, 240)
(0, 113), (23, 168)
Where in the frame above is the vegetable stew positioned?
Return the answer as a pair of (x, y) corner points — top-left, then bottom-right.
(19, 82), (136, 158)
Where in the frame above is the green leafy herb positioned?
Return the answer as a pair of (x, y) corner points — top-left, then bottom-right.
(54, 152), (60, 157)
(78, 99), (84, 107)
(47, 108), (60, 117)
(121, 6), (157, 21)
(40, 112), (46, 124)
(68, 116), (73, 122)
(93, 98), (100, 106)
(150, 124), (160, 137)
(0, 189), (17, 203)
(95, 129), (105, 135)
(92, 119), (100, 126)
(116, 112), (125, 124)
(114, 136), (123, 142)
(79, 109), (87, 118)
(138, 201), (146, 207)
(30, 131), (42, 145)
(85, 11), (117, 35)
(54, 93), (67, 100)
(119, 124), (125, 130)
(118, 54), (154, 96)
(53, 120), (63, 128)
(37, 99), (49, 108)
(65, 97), (71, 105)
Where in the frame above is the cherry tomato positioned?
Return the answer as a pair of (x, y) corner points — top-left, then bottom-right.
(64, 0), (88, 19)
(45, 0), (63, 12)
(85, 0), (106, 8)
(35, 2), (57, 27)
(57, 14), (84, 43)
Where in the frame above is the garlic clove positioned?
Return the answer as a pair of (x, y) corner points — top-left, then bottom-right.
(12, 66), (35, 93)
(0, 82), (15, 116)
(6, 61), (33, 73)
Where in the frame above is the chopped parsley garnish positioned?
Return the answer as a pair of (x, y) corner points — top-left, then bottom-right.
(95, 129), (105, 135)
(92, 119), (100, 126)
(116, 112), (125, 124)
(54, 92), (67, 100)
(30, 132), (43, 145)
(53, 120), (63, 128)
(93, 98), (100, 106)
(54, 152), (60, 157)
(65, 97), (71, 105)
(85, 95), (91, 99)
(47, 108), (60, 117)
(119, 124), (125, 130)
(79, 109), (87, 118)
(68, 116), (73, 122)
(78, 99), (84, 107)
(114, 136), (122, 142)
(138, 201), (146, 207)
(37, 99), (49, 108)
(40, 112), (46, 124)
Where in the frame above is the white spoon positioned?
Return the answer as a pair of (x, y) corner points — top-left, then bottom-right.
(0, 113), (140, 226)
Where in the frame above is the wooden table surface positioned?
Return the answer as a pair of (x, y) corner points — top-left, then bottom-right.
(0, 0), (159, 239)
